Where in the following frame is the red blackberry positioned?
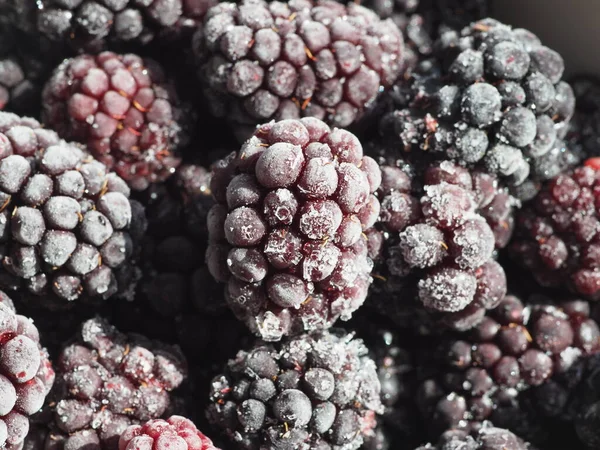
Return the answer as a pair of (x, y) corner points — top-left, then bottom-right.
(0, 112), (145, 305)
(207, 118), (382, 341)
(195, 0), (405, 138)
(42, 52), (188, 191)
(0, 293), (55, 449)
(374, 159), (512, 326)
(27, 0), (217, 51)
(380, 18), (577, 200)
(509, 158), (600, 299)
(415, 426), (531, 450)
(416, 296), (600, 438)
(119, 415), (219, 450)
(41, 317), (187, 449)
(207, 329), (383, 449)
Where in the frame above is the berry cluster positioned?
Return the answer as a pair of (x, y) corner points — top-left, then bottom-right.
(380, 18), (577, 200)
(207, 330), (383, 449)
(0, 293), (54, 449)
(0, 112), (144, 304)
(42, 317), (187, 449)
(196, 0), (405, 135)
(42, 52), (187, 191)
(208, 118), (381, 340)
(417, 296), (600, 436)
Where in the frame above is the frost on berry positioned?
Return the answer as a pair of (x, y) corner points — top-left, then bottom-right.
(207, 118), (381, 340)
(197, 0), (405, 138)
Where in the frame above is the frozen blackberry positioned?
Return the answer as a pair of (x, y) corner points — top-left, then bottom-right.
(0, 112), (144, 305)
(207, 329), (383, 449)
(380, 18), (577, 200)
(566, 76), (600, 161)
(41, 317), (187, 449)
(414, 426), (530, 450)
(416, 295), (600, 437)
(0, 294), (55, 449)
(195, 0), (404, 138)
(25, 0), (217, 51)
(374, 159), (512, 325)
(207, 118), (381, 341)
(119, 415), (219, 450)
(42, 52), (188, 191)
(138, 163), (225, 318)
(509, 158), (600, 299)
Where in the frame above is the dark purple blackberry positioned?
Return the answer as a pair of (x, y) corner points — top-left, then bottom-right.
(20, 0), (217, 51)
(137, 163), (225, 318)
(119, 415), (219, 450)
(416, 295), (600, 438)
(0, 111), (145, 306)
(0, 293), (55, 449)
(195, 0), (405, 139)
(509, 158), (600, 299)
(380, 18), (578, 200)
(374, 159), (512, 327)
(207, 118), (382, 341)
(207, 329), (383, 449)
(39, 317), (187, 449)
(565, 76), (600, 161)
(42, 52), (189, 191)
(414, 426), (531, 450)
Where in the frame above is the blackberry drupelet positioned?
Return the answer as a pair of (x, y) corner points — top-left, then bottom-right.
(380, 18), (577, 200)
(414, 426), (531, 450)
(0, 112), (144, 305)
(42, 317), (187, 449)
(416, 295), (600, 438)
(510, 158), (600, 299)
(207, 329), (383, 449)
(195, 0), (404, 137)
(119, 415), (219, 450)
(0, 293), (55, 449)
(42, 52), (188, 191)
(207, 118), (382, 341)
(27, 0), (217, 51)
(374, 159), (512, 325)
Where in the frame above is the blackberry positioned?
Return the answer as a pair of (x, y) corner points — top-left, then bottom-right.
(509, 158), (600, 299)
(119, 415), (219, 450)
(414, 426), (531, 450)
(0, 293), (55, 449)
(0, 112), (145, 305)
(566, 76), (600, 161)
(416, 295), (600, 438)
(207, 118), (382, 340)
(138, 163), (223, 318)
(40, 317), (187, 449)
(380, 18), (578, 200)
(18, 0), (217, 51)
(195, 0), (405, 138)
(207, 329), (383, 449)
(374, 159), (512, 326)
(42, 52), (188, 191)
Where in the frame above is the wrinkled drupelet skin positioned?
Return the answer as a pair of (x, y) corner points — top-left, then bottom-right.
(0, 293), (55, 449)
(196, 0), (405, 136)
(416, 296), (600, 438)
(510, 159), (600, 299)
(42, 52), (186, 191)
(375, 159), (511, 323)
(207, 118), (382, 341)
(33, 0), (217, 50)
(380, 18), (577, 201)
(119, 415), (220, 450)
(43, 317), (187, 450)
(207, 330), (383, 450)
(0, 112), (143, 304)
